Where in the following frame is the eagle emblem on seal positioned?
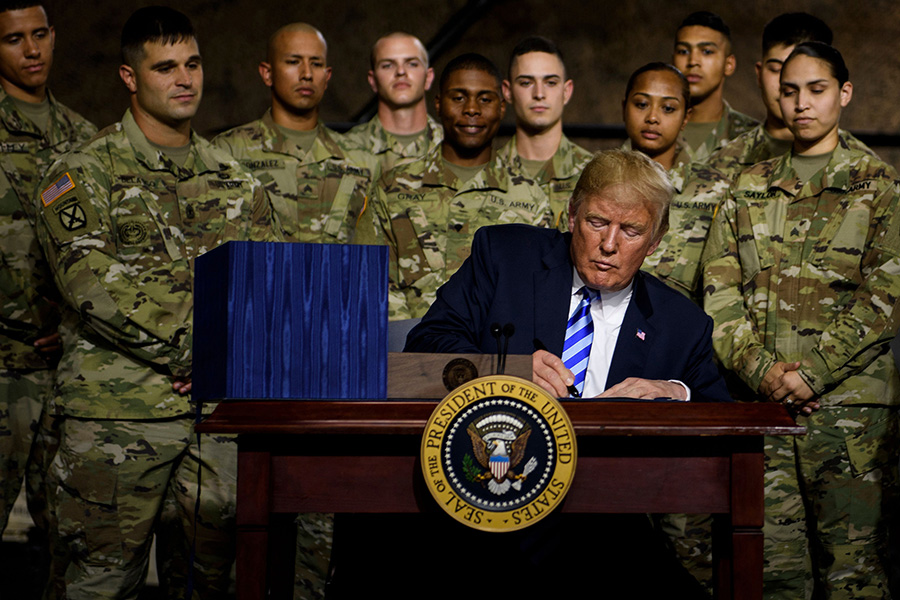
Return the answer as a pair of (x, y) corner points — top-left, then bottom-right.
(466, 412), (538, 495)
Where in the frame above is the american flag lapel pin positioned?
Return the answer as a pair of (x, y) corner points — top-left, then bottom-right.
(636, 328), (646, 341)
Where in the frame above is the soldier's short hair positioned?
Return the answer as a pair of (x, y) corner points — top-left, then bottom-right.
(267, 23), (326, 64)
(439, 53), (502, 93)
(369, 32), (428, 70)
(677, 11), (731, 47)
(625, 62), (690, 107)
(762, 13), (832, 55)
(121, 6), (195, 67)
(508, 36), (566, 79)
(0, 1), (42, 14)
(783, 41), (848, 85)
(570, 149), (673, 240)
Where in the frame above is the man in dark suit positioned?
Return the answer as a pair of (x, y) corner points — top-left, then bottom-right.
(406, 148), (729, 402)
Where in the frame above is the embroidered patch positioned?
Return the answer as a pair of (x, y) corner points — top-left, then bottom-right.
(58, 202), (87, 231)
(119, 221), (149, 245)
(41, 172), (75, 207)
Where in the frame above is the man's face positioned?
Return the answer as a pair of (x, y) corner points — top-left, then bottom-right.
(756, 43), (794, 125)
(502, 51), (572, 133)
(368, 35), (432, 110)
(623, 70), (688, 159)
(436, 68), (505, 155)
(120, 39), (203, 129)
(673, 25), (735, 105)
(568, 185), (661, 293)
(0, 6), (54, 98)
(260, 29), (331, 115)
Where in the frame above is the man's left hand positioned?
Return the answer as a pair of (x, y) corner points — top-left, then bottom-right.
(596, 377), (687, 400)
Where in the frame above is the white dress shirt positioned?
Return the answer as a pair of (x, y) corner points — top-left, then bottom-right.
(569, 270), (690, 400)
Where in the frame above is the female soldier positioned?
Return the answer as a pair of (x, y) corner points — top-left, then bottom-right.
(623, 63), (731, 302)
(702, 42), (900, 599)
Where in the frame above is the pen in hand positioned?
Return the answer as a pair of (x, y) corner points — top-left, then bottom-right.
(533, 337), (581, 398)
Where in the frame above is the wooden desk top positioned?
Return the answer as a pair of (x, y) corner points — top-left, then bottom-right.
(197, 400), (805, 437)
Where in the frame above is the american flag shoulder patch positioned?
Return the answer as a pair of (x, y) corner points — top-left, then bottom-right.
(41, 172), (76, 207)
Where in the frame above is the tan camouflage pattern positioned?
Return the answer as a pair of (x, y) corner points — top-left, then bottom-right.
(294, 512), (333, 599)
(641, 160), (730, 302)
(373, 146), (553, 319)
(764, 406), (898, 600)
(340, 113), (442, 185)
(34, 109), (278, 419)
(214, 111), (375, 244)
(702, 140), (900, 597)
(0, 368), (52, 533)
(0, 90), (96, 543)
(684, 100), (758, 164)
(0, 89), (96, 370)
(622, 138), (691, 187)
(702, 140), (900, 402)
(50, 417), (237, 599)
(706, 124), (877, 182)
(497, 134), (592, 232)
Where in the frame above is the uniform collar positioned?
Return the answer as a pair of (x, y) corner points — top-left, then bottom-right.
(769, 135), (861, 197)
(121, 108), (221, 176)
(499, 134), (584, 181)
(422, 144), (508, 192)
(0, 87), (63, 140)
(363, 113), (442, 157)
(259, 109), (346, 165)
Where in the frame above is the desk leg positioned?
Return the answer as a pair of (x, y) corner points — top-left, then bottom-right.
(236, 450), (271, 600)
(731, 450), (764, 600)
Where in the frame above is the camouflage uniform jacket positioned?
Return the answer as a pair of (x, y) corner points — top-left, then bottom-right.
(0, 90), (96, 370)
(622, 138), (691, 182)
(340, 113), (443, 185)
(685, 100), (758, 164)
(214, 110), (373, 243)
(706, 123), (876, 181)
(701, 139), (900, 406)
(375, 146), (552, 319)
(641, 160), (731, 303)
(498, 134), (592, 231)
(34, 110), (277, 419)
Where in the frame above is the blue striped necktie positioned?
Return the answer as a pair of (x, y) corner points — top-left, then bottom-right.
(562, 287), (596, 395)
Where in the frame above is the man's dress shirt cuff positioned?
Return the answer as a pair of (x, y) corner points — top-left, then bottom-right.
(668, 379), (691, 401)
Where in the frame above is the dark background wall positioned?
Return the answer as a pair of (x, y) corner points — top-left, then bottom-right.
(42, 0), (900, 167)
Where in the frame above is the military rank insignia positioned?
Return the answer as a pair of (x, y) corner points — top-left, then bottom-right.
(421, 375), (577, 532)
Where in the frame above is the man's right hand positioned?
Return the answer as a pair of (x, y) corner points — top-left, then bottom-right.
(532, 350), (575, 398)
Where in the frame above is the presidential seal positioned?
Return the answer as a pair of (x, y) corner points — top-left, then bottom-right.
(421, 375), (576, 532)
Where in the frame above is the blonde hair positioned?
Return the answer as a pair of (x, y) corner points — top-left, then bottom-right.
(570, 149), (673, 239)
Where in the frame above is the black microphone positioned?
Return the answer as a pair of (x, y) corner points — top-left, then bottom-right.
(499, 323), (515, 374)
(490, 323), (503, 374)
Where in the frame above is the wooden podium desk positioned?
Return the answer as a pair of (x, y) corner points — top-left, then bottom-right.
(197, 398), (803, 600)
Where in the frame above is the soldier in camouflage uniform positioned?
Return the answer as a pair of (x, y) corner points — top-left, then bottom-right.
(708, 124), (875, 183)
(621, 62), (731, 304)
(499, 36), (592, 231)
(217, 24), (366, 599)
(215, 24), (372, 246)
(32, 8), (277, 598)
(642, 160), (730, 303)
(341, 32), (442, 185)
(374, 53), (551, 320)
(705, 13), (874, 182)
(701, 44), (900, 599)
(0, 2), (96, 538)
(673, 11), (758, 163)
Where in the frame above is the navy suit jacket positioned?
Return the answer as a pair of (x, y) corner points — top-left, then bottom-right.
(405, 224), (730, 402)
